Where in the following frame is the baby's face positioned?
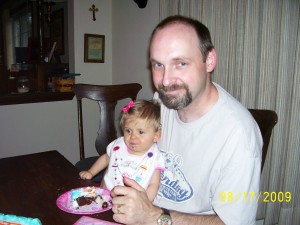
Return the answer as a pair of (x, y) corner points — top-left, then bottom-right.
(123, 118), (160, 155)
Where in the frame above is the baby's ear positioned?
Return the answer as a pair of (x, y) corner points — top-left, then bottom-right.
(154, 130), (161, 142)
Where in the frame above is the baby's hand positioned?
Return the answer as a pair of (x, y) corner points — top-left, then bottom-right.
(79, 170), (93, 179)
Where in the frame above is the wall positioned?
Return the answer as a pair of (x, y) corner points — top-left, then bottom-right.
(0, 0), (159, 164)
(112, 0), (159, 99)
(111, 0), (160, 133)
(0, 0), (112, 164)
(71, 0), (112, 85)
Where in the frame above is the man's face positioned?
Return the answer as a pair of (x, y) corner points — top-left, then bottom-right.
(150, 23), (210, 110)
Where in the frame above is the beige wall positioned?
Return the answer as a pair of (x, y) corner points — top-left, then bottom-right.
(0, 0), (159, 164)
(112, 0), (159, 99)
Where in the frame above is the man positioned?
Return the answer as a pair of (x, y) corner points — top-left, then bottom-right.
(111, 15), (262, 225)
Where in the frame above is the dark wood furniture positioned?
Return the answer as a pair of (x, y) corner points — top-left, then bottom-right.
(73, 83), (142, 159)
(0, 0), (69, 106)
(72, 83), (142, 182)
(0, 150), (115, 224)
(0, 91), (74, 105)
(0, 63), (74, 105)
(9, 63), (69, 92)
(249, 109), (278, 172)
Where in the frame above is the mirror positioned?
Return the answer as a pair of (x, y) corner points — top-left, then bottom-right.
(0, 0), (68, 95)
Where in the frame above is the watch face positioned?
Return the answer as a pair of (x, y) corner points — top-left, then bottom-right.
(157, 214), (172, 225)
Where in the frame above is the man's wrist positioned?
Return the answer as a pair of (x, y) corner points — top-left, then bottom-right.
(146, 206), (164, 225)
(157, 207), (172, 225)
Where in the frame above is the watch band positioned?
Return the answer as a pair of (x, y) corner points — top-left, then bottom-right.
(162, 207), (171, 216)
(157, 208), (172, 225)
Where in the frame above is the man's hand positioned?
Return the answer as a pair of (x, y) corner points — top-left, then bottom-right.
(111, 177), (162, 225)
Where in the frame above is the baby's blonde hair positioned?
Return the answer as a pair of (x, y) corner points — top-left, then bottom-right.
(120, 99), (161, 132)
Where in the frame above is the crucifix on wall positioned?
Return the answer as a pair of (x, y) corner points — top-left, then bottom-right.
(89, 4), (98, 21)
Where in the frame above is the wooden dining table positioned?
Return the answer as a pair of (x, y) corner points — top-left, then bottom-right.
(0, 150), (116, 224)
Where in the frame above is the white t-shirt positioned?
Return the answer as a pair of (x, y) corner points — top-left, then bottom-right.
(153, 83), (262, 225)
(104, 137), (165, 190)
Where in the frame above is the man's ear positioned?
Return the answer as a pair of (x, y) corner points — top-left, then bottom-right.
(206, 49), (217, 73)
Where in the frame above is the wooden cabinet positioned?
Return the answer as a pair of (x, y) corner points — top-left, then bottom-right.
(8, 63), (69, 93)
(0, 63), (74, 105)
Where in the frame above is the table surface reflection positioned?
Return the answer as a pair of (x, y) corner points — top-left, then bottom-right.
(0, 150), (114, 224)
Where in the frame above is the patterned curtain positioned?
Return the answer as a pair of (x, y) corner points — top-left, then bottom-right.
(159, 0), (300, 224)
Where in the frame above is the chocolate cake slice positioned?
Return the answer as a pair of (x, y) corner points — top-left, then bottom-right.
(71, 186), (111, 209)
(76, 196), (96, 206)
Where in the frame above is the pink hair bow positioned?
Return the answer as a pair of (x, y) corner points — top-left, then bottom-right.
(122, 100), (134, 113)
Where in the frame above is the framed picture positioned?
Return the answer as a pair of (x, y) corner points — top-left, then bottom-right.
(50, 9), (64, 55)
(84, 34), (105, 63)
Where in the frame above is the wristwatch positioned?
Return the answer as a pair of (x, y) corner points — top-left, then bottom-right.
(157, 207), (172, 225)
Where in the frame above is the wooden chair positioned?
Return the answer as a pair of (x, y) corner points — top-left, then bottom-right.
(248, 109), (278, 172)
(73, 83), (142, 181)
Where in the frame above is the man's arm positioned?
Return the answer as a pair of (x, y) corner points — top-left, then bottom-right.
(111, 177), (225, 225)
(170, 211), (224, 225)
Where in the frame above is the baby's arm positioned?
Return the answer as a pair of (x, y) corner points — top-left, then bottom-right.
(79, 153), (110, 179)
(146, 169), (161, 202)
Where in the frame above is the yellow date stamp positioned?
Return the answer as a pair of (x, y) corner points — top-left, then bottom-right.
(219, 191), (292, 203)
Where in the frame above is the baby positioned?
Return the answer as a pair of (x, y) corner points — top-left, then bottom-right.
(79, 99), (164, 201)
